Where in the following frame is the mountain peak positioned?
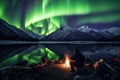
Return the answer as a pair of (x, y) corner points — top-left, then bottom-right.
(77, 25), (96, 32)
(62, 26), (72, 31)
(80, 25), (89, 29)
(102, 27), (120, 35)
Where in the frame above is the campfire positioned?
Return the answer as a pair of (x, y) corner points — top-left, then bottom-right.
(64, 55), (71, 68)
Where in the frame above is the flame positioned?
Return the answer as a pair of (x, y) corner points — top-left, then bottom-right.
(65, 55), (71, 68)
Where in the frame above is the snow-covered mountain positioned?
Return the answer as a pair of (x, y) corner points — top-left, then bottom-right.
(43, 26), (75, 40)
(102, 27), (120, 35)
(43, 26), (102, 41)
(43, 25), (120, 41)
(78, 26), (120, 35)
(77, 25), (97, 32)
(0, 19), (40, 41)
(78, 26), (120, 39)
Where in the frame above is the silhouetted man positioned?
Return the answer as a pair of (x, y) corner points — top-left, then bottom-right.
(70, 49), (85, 72)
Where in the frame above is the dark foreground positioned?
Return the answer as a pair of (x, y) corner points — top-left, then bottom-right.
(0, 44), (120, 80)
(0, 57), (120, 80)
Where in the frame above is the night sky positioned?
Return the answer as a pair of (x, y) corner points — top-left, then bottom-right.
(66, 10), (120, 30)
(0, 0), (120, 35)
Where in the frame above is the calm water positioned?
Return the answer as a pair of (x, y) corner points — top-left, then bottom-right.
(0, 44), (120, 80)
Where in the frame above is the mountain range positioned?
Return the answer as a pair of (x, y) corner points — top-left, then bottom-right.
(0, 19), (41, 41)
(0, 19), (120, 42)
(43, 25), (120, 41)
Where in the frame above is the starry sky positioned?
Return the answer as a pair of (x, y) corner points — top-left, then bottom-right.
(0, 0), (120, 35)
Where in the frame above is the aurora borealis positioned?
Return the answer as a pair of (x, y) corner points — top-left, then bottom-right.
(0, 0), (120, 35)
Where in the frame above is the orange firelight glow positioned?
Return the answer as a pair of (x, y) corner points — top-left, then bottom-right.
(93, 61), (99, 70)
(64, 55), (71, 68)
(99, 59), (104, 63)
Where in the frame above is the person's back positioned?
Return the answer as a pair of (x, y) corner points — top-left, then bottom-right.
(74, 49), (85, 68)
(70, 49), (85, 72)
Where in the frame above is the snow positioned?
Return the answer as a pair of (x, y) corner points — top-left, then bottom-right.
(77, 25), (98, 33)
(102, 27), (120, 35)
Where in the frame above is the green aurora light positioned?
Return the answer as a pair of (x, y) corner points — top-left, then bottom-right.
(0, 0), (120, 35)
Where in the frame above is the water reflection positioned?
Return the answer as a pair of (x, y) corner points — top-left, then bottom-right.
(45, 44), (120, 60)
(0, 45), (60, 67)
(0, 44), (120, 68)
(0, 44), (120, 80)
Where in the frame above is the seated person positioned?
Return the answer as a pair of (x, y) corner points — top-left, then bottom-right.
(70, 49), (85, 72)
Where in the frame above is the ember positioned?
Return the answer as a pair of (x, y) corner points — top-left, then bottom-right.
(64, 55), (71, 68)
